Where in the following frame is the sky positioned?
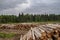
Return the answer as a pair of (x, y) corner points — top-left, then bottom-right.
(0, 0), (60, 15)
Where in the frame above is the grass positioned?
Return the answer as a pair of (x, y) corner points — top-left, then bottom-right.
(0, 32), (15, 38)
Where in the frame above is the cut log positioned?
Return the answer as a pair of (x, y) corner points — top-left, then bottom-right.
(20, 24), (60, 40)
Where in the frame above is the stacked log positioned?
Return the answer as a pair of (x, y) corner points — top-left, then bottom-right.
(20, 24), (60, 40)
(14, 24), (38, 30)
(0, 24), (15, 29)
(0, 23), (38, 30)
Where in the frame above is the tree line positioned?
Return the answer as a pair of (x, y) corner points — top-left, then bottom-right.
(0, 13), (60, 23)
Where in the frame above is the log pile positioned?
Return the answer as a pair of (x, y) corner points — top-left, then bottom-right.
(14, 24), (37, 30)
(0, 23), (38, 30)
(20, 24), (60, 40)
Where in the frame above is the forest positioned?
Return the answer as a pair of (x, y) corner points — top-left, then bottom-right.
(0, 13), (60, 23)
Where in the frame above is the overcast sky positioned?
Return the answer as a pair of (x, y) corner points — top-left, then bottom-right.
(0, 0), (60, 15)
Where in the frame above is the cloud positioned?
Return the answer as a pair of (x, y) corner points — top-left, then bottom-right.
(14, 0), (31, 12)
(0, 0), (60, 15)
(0, 0), (26, 11)
(0, 0), (32, 15)
(23, 0), (60, 14)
